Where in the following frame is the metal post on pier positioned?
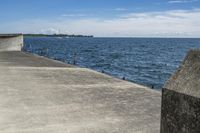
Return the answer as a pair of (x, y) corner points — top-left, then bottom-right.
(73, 52), (77, 65)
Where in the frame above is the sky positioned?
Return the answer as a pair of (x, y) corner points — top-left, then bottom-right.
(0, 0), (200, 37)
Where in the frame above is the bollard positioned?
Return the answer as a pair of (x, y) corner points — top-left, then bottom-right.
(73, 52), (77, 65)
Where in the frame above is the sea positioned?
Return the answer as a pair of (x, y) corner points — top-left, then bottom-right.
(23, 37), (200, 90)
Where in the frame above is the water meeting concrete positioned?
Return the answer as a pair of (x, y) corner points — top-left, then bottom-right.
(0, 34), (161, 133)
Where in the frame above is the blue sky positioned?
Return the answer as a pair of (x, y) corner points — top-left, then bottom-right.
(0, 0), (200, 37)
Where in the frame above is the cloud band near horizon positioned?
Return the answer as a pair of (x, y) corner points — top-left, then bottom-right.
(1, 9), (200, 37)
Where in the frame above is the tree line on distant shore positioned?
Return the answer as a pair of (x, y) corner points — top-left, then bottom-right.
(24, 34), (93, 38)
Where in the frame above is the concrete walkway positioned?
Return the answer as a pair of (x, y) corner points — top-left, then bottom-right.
(0, 51), (161, 133)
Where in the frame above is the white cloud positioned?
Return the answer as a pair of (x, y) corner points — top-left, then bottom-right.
(40, 28), (60, 34)
(168, 0), (198, 4)
(1, 9), (200, 37)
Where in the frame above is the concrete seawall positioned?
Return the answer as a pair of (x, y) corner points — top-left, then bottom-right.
(1, 34), (199, 133)
(0, 34), (161, 132)
(0, 34), (23, 51)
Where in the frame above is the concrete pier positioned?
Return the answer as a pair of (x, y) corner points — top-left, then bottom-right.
(0, 34), (161, 133)
(0, 34), (23, 51)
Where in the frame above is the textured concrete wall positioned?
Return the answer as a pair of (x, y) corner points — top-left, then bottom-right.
(161, 50), (200, 133)
(161, 89), (200, 133)
(0, 34), (23, 51)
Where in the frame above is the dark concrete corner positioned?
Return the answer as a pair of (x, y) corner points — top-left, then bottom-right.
(161, 50), (200, 133)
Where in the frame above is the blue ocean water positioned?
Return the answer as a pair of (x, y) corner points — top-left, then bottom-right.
(23, 37), (200, 89)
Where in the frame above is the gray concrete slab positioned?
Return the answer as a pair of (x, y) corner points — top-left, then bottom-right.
(0, 51), (161, 133)
(164, 50), (200, 98)
(0, 51), (74, 67)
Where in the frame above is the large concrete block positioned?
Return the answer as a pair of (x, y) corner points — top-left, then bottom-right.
(0, 34), (23, 51)
(161, 50), (200, 133)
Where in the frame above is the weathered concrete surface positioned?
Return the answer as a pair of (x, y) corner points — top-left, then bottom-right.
(0, 51), (161, 133)
(161, 89), (200, 133)
(0, 51), (74, 67)
(161, 50), (200, 133)
(0, 34), (23, 51)
(164, 50), (200, 98)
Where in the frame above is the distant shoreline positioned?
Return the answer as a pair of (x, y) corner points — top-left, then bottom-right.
(23, 34), (200, 39)
(24, 34), (93, 38)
